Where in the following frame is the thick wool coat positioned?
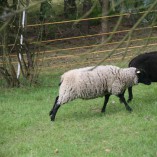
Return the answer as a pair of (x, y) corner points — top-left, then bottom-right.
(57, 65), (138, 105)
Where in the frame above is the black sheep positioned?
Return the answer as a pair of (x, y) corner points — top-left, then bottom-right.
(128, 51), (157, 102)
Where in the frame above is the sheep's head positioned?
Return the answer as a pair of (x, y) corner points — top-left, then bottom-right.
(136, 69), (151, 85)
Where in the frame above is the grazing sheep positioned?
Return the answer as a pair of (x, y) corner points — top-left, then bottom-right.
(128, 51), (157, 102)
(49, 65), (151, 121)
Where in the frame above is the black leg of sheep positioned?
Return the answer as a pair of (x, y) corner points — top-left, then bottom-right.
(117, 93), (132, 112)
(127, 87), (133, 102)
(101, 94), (111, 113)
(49, 96), (61, 121)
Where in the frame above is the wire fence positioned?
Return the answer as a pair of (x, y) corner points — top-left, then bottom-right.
(12, 9), (157, 27)
(1, 9), (157, 48)
(1, 41), (156, 64)
(0, 9), (157, 72)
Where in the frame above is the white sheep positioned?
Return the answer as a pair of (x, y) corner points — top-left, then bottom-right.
(49, 65), (151, 121)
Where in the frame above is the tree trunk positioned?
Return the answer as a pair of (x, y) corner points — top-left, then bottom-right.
(81, 0), (92, 34)
(39, 1), (48, 38)
(18, 0), (34, 81)
(2, 22), (19, 87)
(1, 0), (38, 87)
(101, 0), (109, 42)
(0, 0), (19, 87)
(64, 0), (77, 18)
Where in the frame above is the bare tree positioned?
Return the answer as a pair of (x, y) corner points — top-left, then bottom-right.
(0, 0), (39, 87)
(0, 0), (20, 87)
(39, 0), (54, 38)
(17, 0), (38, 84)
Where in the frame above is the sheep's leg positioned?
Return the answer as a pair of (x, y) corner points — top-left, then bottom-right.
(49, 96), (61, 121)
(118, 93), (132, 112)
(50, 103), (60, 121)
(127, 87), (133, 102)
(49, 96), (59, 115)
(101, 94), (110, 113)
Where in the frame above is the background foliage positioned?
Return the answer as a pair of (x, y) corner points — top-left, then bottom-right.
(0, 0), (157, 85)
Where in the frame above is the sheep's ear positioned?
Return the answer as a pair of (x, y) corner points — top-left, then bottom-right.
(136, 70), (141, 74)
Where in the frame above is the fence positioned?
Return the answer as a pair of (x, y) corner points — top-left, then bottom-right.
(0, 9), (157, 72)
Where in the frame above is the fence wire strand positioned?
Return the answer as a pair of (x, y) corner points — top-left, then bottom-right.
(25, 10), (157, 27)
(0, 25), (156, 49)
(1, 42), (157, 65)
(1, 8), (157, 70)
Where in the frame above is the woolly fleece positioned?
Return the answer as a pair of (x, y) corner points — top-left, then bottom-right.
(58, 65), (138, 105)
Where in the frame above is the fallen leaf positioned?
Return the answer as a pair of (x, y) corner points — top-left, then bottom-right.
(54, 149), (59, 154)
(105, 148), (111, 153)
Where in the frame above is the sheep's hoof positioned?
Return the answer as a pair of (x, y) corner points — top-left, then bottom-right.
(101, 109), (106, 113)
(127, 107), (132, 112)
(49, 110), (53, 116)
(127, 98), (132, 103)
(119, 99), (123, 104)
(50, 114), (55, 121)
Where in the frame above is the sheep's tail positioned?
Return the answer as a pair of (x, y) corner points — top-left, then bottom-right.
(58, 82), (62, 86)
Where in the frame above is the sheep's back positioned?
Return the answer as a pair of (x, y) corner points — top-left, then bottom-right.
(75, 70), (106, 99)
(75, 65), (120, 98)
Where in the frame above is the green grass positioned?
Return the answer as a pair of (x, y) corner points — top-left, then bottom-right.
(0, 76), (157, 157)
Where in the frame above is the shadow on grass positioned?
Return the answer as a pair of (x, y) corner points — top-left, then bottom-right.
(55, 101), (132, 122)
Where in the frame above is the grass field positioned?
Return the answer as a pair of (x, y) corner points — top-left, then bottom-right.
(0, 74), (157, 157)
